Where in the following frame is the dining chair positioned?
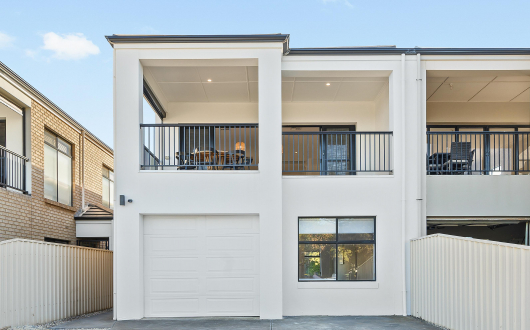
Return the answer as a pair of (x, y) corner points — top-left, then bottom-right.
(444, 142), (475, 174)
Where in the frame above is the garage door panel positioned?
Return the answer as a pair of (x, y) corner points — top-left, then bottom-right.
(148, 257), (199, 273)
(205, 215), (259, 234)
(205, 277), (258, 294)
(148, 298), (200, 316)
(149, 278), (200, 294)
(144, 215), (259, 317)
(145, 236), (199, 253)
(144, 216), (199, 235)
(206, 236), (255, 251)
(206, 256), (257, 272)
(206, 298), (257, 314)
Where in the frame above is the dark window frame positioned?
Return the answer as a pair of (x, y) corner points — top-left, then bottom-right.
(283, 125), (356, 175)
(44, 129), (73, 206)
(44, 237), (70, 245)
(298, 216), (376, 282)
(0, 119), (6, 147)
(77, 237), (110, 250)
(102, 166), (114, 209)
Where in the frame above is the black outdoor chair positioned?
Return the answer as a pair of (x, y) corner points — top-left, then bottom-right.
(427, 153), (450, 175)
(443, 142), (475, 174)
(175, 152), (196, 170)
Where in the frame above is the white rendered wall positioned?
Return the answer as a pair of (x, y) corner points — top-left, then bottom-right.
(113, 43), (284, 320)
(280, 55), (415, 316)
(165, 102), (258, 123)
(426, 175), (530, 216)
(374, 83), (390, 131)
(0, 103), (23, 155)
(424, 56), (530, 219)
(76, 220), (114, 250)
(282, 176), (403, 316)
(164, 100), (389, 131)
(427, 102), (530, 125)
(282, 102), (377, 130)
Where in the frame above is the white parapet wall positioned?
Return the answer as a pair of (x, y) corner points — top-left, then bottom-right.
(0, 239), (113, 328)
(411, 234), (530, 330)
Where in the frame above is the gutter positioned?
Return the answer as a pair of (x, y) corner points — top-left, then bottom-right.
(105, 34), (291, 54)
(0, 61), (113, 154)
(287, 47), (530, 56)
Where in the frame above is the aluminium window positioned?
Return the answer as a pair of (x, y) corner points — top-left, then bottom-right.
(44, 237), (70, 244)
(102, 167), (114, 209)
(298, 217), (375, 281)
(44, 130), (72, 206)
(0, 119), (5, 147)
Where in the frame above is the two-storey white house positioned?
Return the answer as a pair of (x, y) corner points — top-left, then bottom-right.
(107, 34), (530, 320)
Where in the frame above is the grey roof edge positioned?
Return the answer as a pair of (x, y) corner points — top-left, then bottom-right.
(287, 47), (530, 56)
(104, 34), (530, 56)
(0, 61), (113, 154)
(105, 34), (290, 53)
(74, 203), (113, 220)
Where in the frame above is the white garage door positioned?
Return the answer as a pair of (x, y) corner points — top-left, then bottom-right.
(143, 215), (260, 317)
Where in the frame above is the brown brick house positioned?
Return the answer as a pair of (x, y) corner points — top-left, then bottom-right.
(0, 61), (114, 249)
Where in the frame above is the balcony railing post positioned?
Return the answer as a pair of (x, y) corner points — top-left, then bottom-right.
(426, 131), (529, 176)
(140, 123), (259, 171)
(0, 145), (28, 193)
(282, 131), (392, 175)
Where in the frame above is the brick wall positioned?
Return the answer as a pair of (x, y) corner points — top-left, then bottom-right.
(0, 100), (113, 243)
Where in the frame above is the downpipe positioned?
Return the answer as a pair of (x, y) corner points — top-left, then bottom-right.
(416, 53), (424, 238)
(400, 53), (407, 316)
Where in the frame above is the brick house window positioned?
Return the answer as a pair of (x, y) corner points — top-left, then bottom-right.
(102, 167), (114, 209)
(0, 119), (5, 147)
(45, 237), (70, 244)
(44, 130), (72, 206)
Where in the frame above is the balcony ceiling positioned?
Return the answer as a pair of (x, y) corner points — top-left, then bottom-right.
(281, 77), (387, 102)
(145, 65), (259, 103)
(144, 66), (389, 103)
(427, 71), (530, 103)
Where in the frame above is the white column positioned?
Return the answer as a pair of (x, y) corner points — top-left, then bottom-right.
(403, 54), (425, 314)
(257, 49), (283, 319)
(113, 48), (144, 320)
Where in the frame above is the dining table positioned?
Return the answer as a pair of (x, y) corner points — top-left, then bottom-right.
(192, 150), (245, 170)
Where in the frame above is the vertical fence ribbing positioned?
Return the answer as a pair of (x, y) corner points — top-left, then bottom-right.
(411, 234), (530, 330)
(0, 239), (112, 328)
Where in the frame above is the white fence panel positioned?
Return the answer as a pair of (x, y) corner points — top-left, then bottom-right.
(411, 234), (530, 330)
(0, 239), (113, 328)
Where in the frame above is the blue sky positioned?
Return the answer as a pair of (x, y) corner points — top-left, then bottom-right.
(1, 0), (529, 146)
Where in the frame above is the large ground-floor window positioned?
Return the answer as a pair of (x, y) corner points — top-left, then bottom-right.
(298, 217), (375, 281)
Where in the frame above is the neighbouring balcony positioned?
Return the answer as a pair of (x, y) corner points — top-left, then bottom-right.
(140, 124), (259, 170)
(427, 131), (530, 175)
(282, 130), (393, 175)
(0, 145), (28, 193)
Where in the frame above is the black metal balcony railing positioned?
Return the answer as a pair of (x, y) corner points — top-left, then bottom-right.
(0, 145), (28, 192)
(141, 124), (259, 170)
(427, 131), (530, 175)
(282, 131), (393, 175)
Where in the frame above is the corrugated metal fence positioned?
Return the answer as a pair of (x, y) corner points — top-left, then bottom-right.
(0, 239), (113, 328)
(411, 234), (530, 330)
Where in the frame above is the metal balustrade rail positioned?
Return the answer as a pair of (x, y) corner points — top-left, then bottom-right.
(427, 131), (530, 175)
(140, 124), (259, 170)
(282, 131), (393, 175)
(0, 145), (28, 193)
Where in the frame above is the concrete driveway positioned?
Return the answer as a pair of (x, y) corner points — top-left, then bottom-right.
(52, 310), (442, 330)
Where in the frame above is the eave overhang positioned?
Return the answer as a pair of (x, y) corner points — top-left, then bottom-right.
(105, 34), (290, 54)
(287, 47), (530, 56)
